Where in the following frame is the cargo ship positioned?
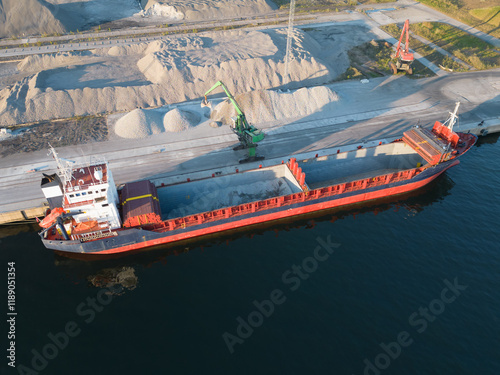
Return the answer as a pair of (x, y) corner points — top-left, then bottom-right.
(38, 103), (476, 255)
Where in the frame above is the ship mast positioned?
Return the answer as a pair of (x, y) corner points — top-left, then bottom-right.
(443, 102), (460, 130)
(48, 143), (75, 190)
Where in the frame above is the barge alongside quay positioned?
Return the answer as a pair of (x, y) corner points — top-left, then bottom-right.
(38, 103), (476, 255)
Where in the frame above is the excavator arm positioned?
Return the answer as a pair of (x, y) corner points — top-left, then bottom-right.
(203, 81), (245, 117)
(392, 19), (413, 62)
(201, 81), (265, 163)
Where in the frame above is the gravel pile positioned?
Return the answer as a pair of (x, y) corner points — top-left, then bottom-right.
(114, 107), (200, 138)
(163, 108), (200, 132)
(0, 29), (336, 126)
(211, 86), (340, 125)
(140, 0), (275, 21)
(114, 109), (164, 139)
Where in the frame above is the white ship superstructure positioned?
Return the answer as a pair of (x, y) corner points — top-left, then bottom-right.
(41, 146), (121, 241)
(63, 161), (121, 230)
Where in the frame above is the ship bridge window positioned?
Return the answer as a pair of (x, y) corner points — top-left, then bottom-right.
(101, 188), (106, 192)
(82, 192), (86, 196)
(102, 203), (109, 207)
(69, 194), (74, 198)
(76, 193), (81, 197)
(87, 191), (93, 194)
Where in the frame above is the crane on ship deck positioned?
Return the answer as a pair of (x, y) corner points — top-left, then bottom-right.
(389, 19), (414, 75)
(202, 81), (265, 164)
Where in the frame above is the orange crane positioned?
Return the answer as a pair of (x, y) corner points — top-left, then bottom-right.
(389, 19), (414, 75)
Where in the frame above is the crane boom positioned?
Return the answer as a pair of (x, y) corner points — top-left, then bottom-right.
(393, 19), (413, 62)
(203, 81), (244, 116)
(389, 19), (414, 74)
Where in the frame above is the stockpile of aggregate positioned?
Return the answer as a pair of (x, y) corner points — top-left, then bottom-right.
(211, 86), (340, 125)
(0, 29), (337, 126)
(163, 108), (200, 132)
(114, 107), (200, 138)
(0, 0), (65, 39)
(114, 109), (164, 139)
(140, 0), (276, 21)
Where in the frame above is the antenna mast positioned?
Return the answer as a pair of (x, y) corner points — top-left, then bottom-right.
(284, 0), (296, 85)
(48, 144), (75, 189)
(443, 102), (460, 130)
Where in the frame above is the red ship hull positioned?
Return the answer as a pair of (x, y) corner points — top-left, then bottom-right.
(97, 160), (457, 255)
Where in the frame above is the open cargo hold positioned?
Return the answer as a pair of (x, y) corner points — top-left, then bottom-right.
(300, 142), (426, 189)
(157, 164), (305, 220)
(121, 180), (162, 227)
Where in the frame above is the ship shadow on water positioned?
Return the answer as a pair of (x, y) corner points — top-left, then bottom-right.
(475, 132), (499, 147)
(52, 172), (456, 283)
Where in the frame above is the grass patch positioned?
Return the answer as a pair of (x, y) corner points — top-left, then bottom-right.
(358, 0), (393, 3)
(273, 0), (357, 10)
(418, 0), (500, 39)
(411, 22), (500, 70)
(382, 23), (469, 72)
(470, 6), (500, 27)
(337, 39), (434, 80)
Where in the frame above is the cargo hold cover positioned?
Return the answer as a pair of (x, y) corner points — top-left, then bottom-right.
(403, 127), (450, 165)
(120, 180), (162, 227)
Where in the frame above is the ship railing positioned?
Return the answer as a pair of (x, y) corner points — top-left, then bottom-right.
(71, 226), (116, 242)
(64, 199), (95, 209)
(146, 167), (423, 233)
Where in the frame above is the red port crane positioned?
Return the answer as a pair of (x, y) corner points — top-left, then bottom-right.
(389, 19), (414, 75)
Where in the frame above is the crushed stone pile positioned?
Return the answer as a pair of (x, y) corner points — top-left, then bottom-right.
(0, 0), (66, 39)
(0, 29), (337, 126)
(137, 29), (331, 98)
(107, 44), (148, 57)
(163, 108), (200, 132)
(114, 109), (164, 139)
(114, 107), (200, 138)
(140, 0), (275, 21)
(167, 178), (293, 219)
(17, 52), (93, 73)
(211, 86), (340, 125)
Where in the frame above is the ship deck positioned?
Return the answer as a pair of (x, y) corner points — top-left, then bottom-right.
(157, 164), (303, 220)
(301, 142), (426, 189)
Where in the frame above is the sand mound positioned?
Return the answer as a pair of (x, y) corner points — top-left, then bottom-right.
(137, 29), (331, 98)
(17, 52), (94, 73)
(114, 107), (200, 138)
(140, 0), (275, 21)
(163, 108), (200, 132)
(211, 86), (340, 125)
(0, 0), (66, 39)
(114, 109), (164, 139)
(107, 44), (148, 57)
(0, 29), (338, 126)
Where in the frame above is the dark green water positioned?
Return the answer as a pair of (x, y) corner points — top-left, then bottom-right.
(1, 136), (499, 375)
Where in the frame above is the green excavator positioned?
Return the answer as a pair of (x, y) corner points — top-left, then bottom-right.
(202, 81), (265, 164)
